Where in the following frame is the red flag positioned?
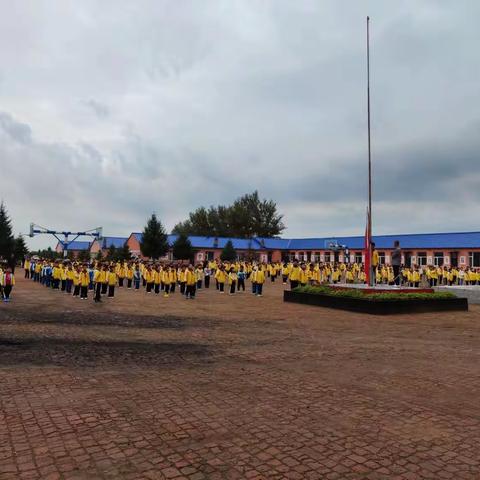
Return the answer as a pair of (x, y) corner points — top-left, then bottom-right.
(364, 208), (371, 285)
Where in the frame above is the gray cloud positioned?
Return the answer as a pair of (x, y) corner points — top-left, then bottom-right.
(0, 0), (479, 248)
(82, 99), (110, 119)
(0, 112), (32, 145)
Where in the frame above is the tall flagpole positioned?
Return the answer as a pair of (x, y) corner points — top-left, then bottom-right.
(366, 16), (373, 286)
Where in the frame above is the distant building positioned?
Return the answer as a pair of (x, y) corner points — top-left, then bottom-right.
(55, 240), (92, 258)
(55, 231), (480, 267)
(126, 231), (480, 267)
(90, 236), (128, 258)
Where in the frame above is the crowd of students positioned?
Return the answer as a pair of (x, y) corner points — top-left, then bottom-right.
(23, 258), (271, 302)
(11, 257), (480, 304)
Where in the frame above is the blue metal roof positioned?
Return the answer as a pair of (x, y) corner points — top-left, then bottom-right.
(254, 237), (291, 249)
(286, 232), (480, 250)
(63, 241), (91, 251)
(125, 231), (480, 251)
(132, 232), (142, 242)
(101, 237), (128, 249)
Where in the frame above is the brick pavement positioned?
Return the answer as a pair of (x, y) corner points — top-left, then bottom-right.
(0, 276), (479, 479)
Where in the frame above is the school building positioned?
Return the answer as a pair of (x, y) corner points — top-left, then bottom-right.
(56, 231), (480, 267)
(125, 231), (480, 267)
(56, 236), (128, 258)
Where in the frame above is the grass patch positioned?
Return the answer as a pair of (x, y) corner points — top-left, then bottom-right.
(293, 285), (456, 302)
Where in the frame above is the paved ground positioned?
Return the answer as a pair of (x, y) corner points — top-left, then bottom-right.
(436, 285), (480, 304)
(1, 276), (479, 480)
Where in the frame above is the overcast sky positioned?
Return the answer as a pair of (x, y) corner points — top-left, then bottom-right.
(1, 0), (479, 249)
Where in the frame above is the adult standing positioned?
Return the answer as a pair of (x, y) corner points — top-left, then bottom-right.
(391, 240), (402, 286)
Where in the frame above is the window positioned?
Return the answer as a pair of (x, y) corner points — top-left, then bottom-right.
(469, 252), (480, 267)
(206, 251), (214, 261)
(324, 251), (332, 263)
(354, 252), (363, 264)
(378, 252), (386, 265)
(434, 252), (444, 266)
(314, 251), (321, 262)
(417, 252), (427, 266)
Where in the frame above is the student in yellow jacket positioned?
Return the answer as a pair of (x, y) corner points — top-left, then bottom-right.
(169, 266), (177, 294)
(185, 265), (197, 299)
(94, 266), (107, 302)
(298, 265), (308, 287)
(117, 263), (126, 288)
(73, 267), (81, 297)
(228, 270), (238, 295)
(288, 262), (301, 290)
(1, 267), (15, 302)
(252, 267), (265, 296)
(215, 267), (227, 293)
(79, 267), (90, 300)
(66, 266), (75, 294)
(144, 267), (154, 293)
(126, 265), (134, 289)
(107, 267), (117, 298)
(153, 266), (162, 295)
(24, 259), (31, 279)
(162, 267), (171, 297)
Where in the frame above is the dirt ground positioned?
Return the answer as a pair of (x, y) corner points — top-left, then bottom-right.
(0, 276), (479, 480)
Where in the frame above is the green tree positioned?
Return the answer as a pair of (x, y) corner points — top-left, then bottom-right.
(106, 245), (117, 261)
(0, 202), (15, 264)
(140, 214), (169, 259)
(14, 235), (29, 263)
(78, 249), (90, 262)
(220, 240), (237, 262)
(172, 191), (285, 238)
(34, 247), (56, 260)
(118, 244), (132, 262)
(96, 250), (103, 261)
(172, 234), (194, 261)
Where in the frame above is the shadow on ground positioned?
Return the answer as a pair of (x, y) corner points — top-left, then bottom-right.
(0, 309), (208, 330)
(0, 336), (214, 367)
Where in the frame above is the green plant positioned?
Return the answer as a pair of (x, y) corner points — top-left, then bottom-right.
(292, 285), (456, 302)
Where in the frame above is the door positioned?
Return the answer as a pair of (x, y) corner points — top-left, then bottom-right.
(450, 251), (458, 268)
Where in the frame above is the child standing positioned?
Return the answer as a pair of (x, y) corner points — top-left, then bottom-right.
(1, 267), (15, 302)
(185, 265), (196, 299)
(107, 266), (117, 298)
(215, 266), (226, 293)
(229, 270), (237, 295)
(237, 266), (246, 292)
(79, 266), (89, 300)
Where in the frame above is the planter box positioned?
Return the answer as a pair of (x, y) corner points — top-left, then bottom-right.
(284, 290), (468, 315)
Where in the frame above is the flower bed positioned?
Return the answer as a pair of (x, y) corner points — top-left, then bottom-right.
(284, 286), (468, 315)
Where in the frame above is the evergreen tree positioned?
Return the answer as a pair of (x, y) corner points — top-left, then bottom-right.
(119, 244), (132, 262)
(78, 249), (90, 262)
(35, 246), (56, 260)
(140, 214), (169, 259)
(14, 235), (29, 263)
(172, 234), (194, 261)
(106, 245), (117, 261)
(0, 202), (15, 263)
(220, 240), (237, 262)
(96, 250), (103, 261)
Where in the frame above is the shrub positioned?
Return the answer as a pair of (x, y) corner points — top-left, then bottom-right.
(293, 285), (455, 302)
